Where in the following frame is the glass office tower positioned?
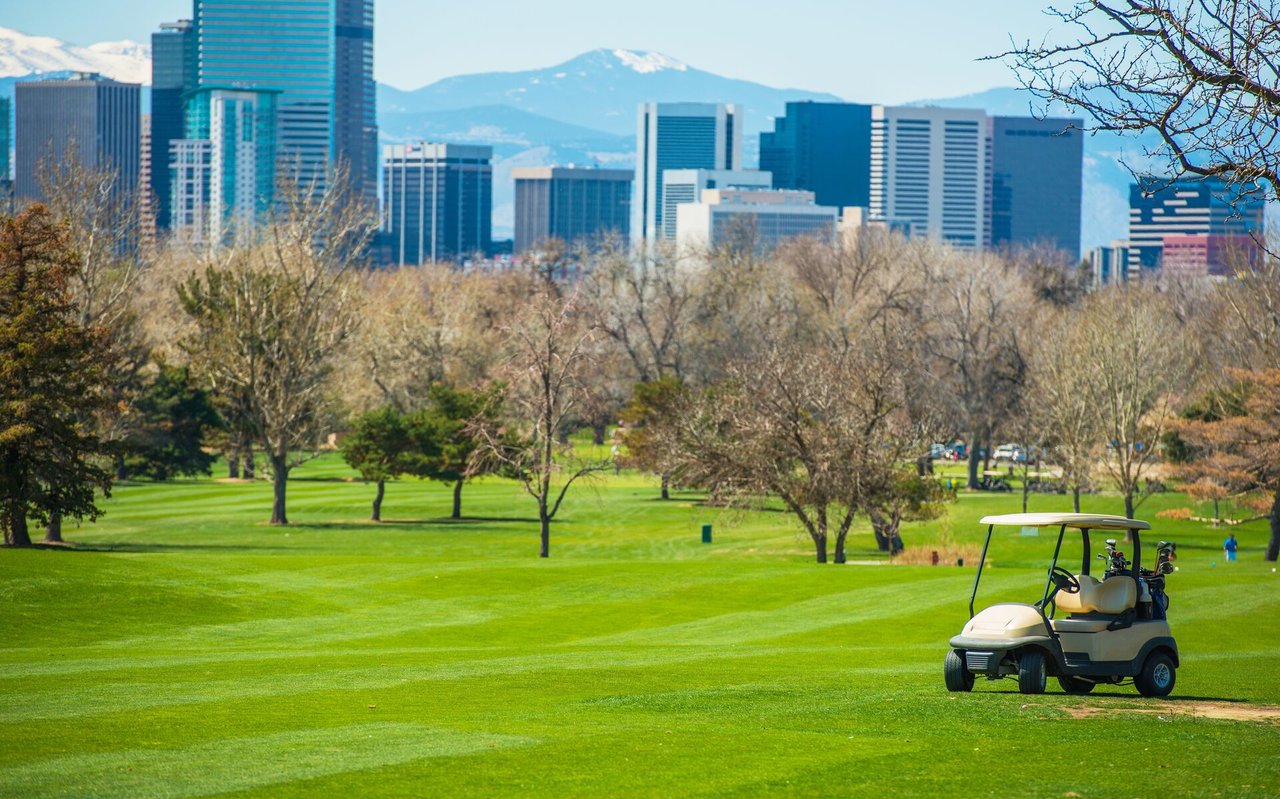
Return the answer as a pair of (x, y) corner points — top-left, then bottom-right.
(990, 116), (1083, 258)
(760, 101), (873, 212)
(195, 0), (376, 201)
(633, 102), (742, 247)
(151, 19), (196, 230)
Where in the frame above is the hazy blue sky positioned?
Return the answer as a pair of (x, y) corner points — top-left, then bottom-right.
(7, 1), (1062, 102)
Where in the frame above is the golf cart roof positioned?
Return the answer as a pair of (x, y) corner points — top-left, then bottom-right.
(978, 512), (1151, 531)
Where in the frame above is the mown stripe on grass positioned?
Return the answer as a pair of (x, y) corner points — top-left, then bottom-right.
(0, 723), (531, 799)
(1, 645), (819, 722)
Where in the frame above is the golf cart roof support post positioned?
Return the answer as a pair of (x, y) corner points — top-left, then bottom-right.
(969, 524), (995, 619)
(1039, 524), (1070, 629)
(1082, 529), (1091, 577)
(1132, 529), (1142, 591)
(1041, 524), (1068, 609)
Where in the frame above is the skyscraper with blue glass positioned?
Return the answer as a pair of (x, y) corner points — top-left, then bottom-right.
(760, 101), (872, 212)
(990, 116), (1082, 258)
(171, 87), (278, 245)
(633, 103), (742, 247)
(151, 19), (196, 231)
(193, 0), (376, 201)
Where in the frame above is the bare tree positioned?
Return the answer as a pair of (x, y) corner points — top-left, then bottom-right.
(1078, 285), (1188, 518)
(926, 249), (1032, 489)
(179, 169), (376, 524)
(471, 277), (610, 557)
(1001, 1), (1280, 201)
(1028, 307), (1103, 512)
(582, 238), (697, 383)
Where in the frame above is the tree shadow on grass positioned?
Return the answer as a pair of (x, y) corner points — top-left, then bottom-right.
(14, 541), (312, 553)
(288, 516), (540, 531)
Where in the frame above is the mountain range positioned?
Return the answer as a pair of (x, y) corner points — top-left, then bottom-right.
(0, 28), (1131, 246)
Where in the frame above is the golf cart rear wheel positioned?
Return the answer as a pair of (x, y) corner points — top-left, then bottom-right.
(1136, 652), (1176, 697)
(944, 650), (974, 692)
(1058, 675), (1096, 694)
(1017, 650), (1047, 694)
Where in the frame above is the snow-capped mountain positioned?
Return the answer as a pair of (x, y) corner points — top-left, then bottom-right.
(379, 48), (842, 137)
(0, 26), (150, 84)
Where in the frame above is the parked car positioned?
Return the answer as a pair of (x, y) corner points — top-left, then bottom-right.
(993, 443), (1026, 463)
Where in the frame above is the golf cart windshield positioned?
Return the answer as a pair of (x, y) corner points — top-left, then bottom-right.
(969, 513), (1152, 618)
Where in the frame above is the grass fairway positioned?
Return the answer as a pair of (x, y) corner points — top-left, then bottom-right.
(3, 455), (1279, 797)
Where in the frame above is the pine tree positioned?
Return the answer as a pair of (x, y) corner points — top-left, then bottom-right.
(0, 206), (112, 546)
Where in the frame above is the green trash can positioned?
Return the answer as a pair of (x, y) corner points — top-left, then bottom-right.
(701, 524), (712, 544)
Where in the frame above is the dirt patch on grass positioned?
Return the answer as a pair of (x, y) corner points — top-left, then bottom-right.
(1063, 701), (1280, 723)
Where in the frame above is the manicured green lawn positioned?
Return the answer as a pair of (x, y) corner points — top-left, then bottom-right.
(3, 455), (1278, 797)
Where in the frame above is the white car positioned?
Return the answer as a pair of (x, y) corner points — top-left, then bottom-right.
(993, 443), (1026, 463)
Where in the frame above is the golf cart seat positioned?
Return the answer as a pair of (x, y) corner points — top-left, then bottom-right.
(1055, 574), (1136, 615)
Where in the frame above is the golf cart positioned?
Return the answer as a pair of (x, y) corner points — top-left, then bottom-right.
(945, 513), (1178, 696)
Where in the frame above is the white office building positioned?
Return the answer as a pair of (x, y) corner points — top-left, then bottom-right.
(633, 102), (743, 247)
(660, 168), (771, 240)
(674, 188), (838, 252)
(870, 105), (991, 250)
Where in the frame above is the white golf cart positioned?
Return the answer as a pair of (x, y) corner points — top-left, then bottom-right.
(945, 513), (1178, 696)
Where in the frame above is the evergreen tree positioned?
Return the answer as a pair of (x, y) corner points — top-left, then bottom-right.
(0, 206), (112, 546)
(121, 363), (223, 481)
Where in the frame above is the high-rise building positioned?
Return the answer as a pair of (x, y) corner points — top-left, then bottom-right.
(990, 116), (1083, 258)
(194, 0), (376, 201)
(334, 0), (378, 202)
(633, 103), (742, 246)
(170, 88), (278, 247)
(0, 97), (10, 212)
(512, 166), (632, 254)
(1086, 240), (1130, 287)
(675, 187), (838, 252)
(659, 169), (772, 241)
(870, 105), (991, 250)
(759, 101), (873, 211)
(1127, 176), (1265, 276)
(14, 73), (140, 201)
(383, 143), (493, 265)
(0, 96), (11, 181)
(151, 19), (196, 231)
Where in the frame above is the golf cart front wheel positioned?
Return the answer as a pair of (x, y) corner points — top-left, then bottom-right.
(944, 650), (974, 692)
(1017, 650), (1046, 694)
(1136, 652), (1176, 697)
(1058, 675), (1096, 694)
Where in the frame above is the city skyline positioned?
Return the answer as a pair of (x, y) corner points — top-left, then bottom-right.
(3, 1), (1060, 104)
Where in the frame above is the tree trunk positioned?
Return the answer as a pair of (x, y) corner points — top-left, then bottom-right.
(371, 479), (385, 522)
(1072, 486), (1081, 513)
(813, 533), (828, 563)
(834, 533), (847, 564)
(114, 453), (127, 481)
(1022, 480), (1030, 513)
(592, 423), (606, 446)
(872, 524), (892, 552)
(5, 510), (31, 547)
(1124, 491), (1135, 520)
(967, 430), (981, 489)
(451, 478), (463, 520)
(660, 473), (670, 501)
(227, 448), (240, 479)
(270, 453), (289, 525)
(243, 440), (255, 480)
(44, 511), (62, 543)
(1267, 488), (1280, 562)
(539, 513), (550, 558)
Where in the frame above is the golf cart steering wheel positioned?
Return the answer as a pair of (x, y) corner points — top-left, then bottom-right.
(1049, 566), (1081, 595)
